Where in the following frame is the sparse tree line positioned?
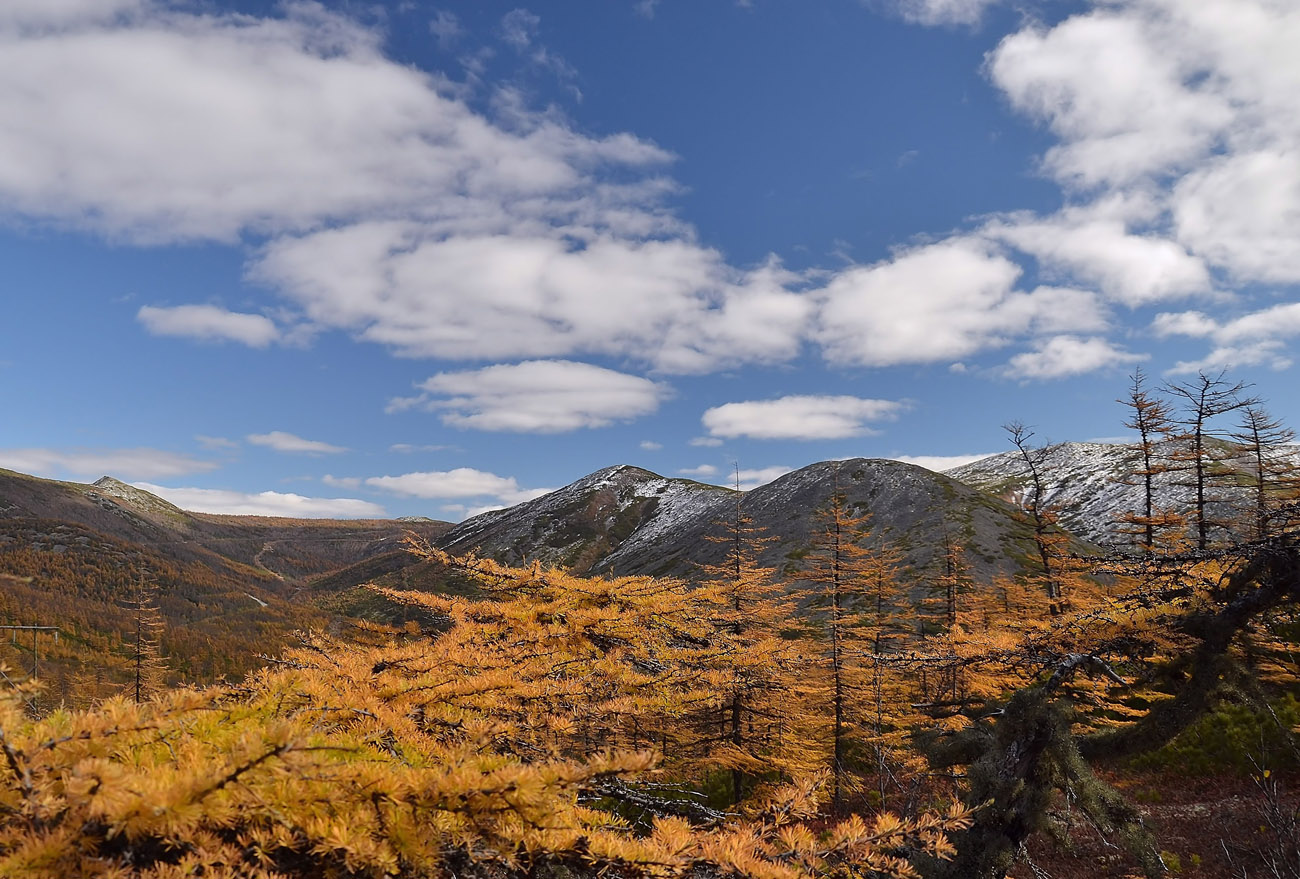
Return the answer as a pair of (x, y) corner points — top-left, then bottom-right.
(0, 370), (1299, 877)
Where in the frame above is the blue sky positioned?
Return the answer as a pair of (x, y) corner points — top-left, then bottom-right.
(2, 0), (1298, 519)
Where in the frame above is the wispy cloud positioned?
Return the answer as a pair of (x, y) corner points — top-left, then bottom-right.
(247, 432), (347, 455)
(0, 447), (216, 481)
(137, 305), (279, 347)
(195, 435), (239, 451)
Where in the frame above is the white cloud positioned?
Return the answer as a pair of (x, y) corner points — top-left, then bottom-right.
(639, 440), (662, 451)
(0, 447), (216, 480)
(1154, 302), (1300, 372)
(689, 437), (724, 447)
(365, 468), (549, 507)
(678, 464), (718, 477)
(1003, 335), (1147, 381)
(137, 305), (279, 347)
(988, 0), (1300, 289)
(0, 2), (820, 374)
(0, 0), (145, 29)
(255, 226), (809, 372)
(734, 466), (794, 491)
(702, 395), (906, 441)
(890, 0), (1000, 27)
(322, 474), (362, 489)
(988, 209), (1212, 306)
(815, 239), (1107, 367)
(247, 431), (347, 455)
(396, 360), (669, 432)
(890, 453), (997, 472)
(1173, 150), (1300, 284)
(7, 0), (1294, 390)
(989, 9), (1232, 189)
(134, 482), (386, 518)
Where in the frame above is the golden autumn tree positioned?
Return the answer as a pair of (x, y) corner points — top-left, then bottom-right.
(0, 541), (977, 879)
(125, 577), (166, 704)
(798, 485), (915, 814)
(691, 493), (810, 805)
(915, 379), (1300, 879)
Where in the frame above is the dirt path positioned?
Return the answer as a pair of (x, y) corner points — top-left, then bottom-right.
(252, 541), (285, 580)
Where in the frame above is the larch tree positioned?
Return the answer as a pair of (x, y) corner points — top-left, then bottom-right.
(0, 545), (977, 879)
(692, 489), (805, 805)
(1165, 370), (1258, 550)
(126, 577), (166, 703)
(1116, 368), (1183, 553)
(1004, 422), (1071, 613)
(798, 483), (909, 814)
(1231, 403), (1300, 540)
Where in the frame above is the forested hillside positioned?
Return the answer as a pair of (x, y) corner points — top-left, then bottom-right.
(4, 372), (1300, 878)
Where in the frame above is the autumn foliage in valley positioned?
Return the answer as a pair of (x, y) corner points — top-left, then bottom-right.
(3, 372), (1300, 878)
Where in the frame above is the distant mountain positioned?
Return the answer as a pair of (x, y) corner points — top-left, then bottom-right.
(945, 443), (1144, 546)
(0, 468), (452, 583)
(944, 440), (1300, 546)
(0, 467), (453, 696)
(437, 459), (1047, 586)
(438, 465), (733, 574)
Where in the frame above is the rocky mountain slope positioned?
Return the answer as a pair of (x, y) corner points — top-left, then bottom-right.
(438, 465), (734, 574)
(436, 458), (1046, 586)
(944, 441), (1299, 546)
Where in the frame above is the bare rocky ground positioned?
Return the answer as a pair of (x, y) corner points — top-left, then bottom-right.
(1011, 772), (1300, 879)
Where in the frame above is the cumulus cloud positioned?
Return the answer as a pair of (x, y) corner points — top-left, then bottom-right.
(393, 360), (669, 432)
(254, 226), (810, 372)
(0, 2), (822, 374)
(7, 0), (1294, 387)
(137, 305), (279, 347)
(1173, 150), (1300, 284)
(134, 482), (386, 518)
(1003, 335), (1147, 380)
(247, 431), (347, 455)
(987, 209), (1212, 306)
(639, 440), (663, 451)
(0, 447), (216, 480)
(987, 0), (1300, 289)
(815, 238), (1109, 367)
(365, 468), (549, 507)
(702, 395), (906, 441)
(1154, 303), (1300, 372)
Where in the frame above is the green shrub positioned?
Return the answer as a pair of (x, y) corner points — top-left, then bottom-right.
(1131, 694), (1300, 775)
